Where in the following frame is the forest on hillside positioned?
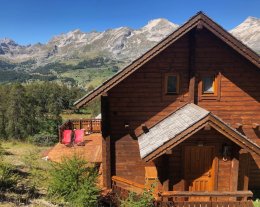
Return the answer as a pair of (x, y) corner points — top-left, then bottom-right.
(0, 82), (98, 142)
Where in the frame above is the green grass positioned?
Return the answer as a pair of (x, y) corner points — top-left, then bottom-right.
(0, 141), (52, 206)
(254, 199), (260, 207)
(61, 113), (91, 121)
(60, 67), (118, 89)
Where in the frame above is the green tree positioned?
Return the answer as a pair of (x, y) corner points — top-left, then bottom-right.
(6, 84), (28, 139)
(48, 155), (100, 207)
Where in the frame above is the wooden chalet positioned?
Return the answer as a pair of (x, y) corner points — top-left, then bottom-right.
(74, 12), (260, 206)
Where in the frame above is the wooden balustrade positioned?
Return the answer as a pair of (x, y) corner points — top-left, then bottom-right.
(111, 176), (146, 205)
(112, 176), (145, 193)
(59, 119), (101, 142)
(111, 177), (253, 207)
(156, 191), (253, 207)
(158, 190), (253, 200)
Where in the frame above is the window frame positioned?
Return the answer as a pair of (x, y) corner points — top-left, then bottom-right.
(164, 73), (180, 95)
(202, 76), (216, 95)
(198, 72), (221, 101)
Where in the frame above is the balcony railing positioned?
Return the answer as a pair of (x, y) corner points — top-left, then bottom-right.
(58, 119), (101, 142)
(111, 176), (254, 207)
(157, 191), (253, 207)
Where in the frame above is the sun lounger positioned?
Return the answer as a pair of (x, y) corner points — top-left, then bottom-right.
(74, 129), (85, 144)
(62, 129), (72, 144)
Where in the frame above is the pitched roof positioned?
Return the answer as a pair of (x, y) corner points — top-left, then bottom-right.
(137, 103), (260, 162)
(74, 12), (260, 108)
(138, 104), (209, 159)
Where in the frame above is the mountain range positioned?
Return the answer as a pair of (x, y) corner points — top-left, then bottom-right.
(0, 16), (259, 88)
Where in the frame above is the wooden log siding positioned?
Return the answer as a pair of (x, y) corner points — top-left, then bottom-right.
(58, 119), (101, 142)
(106, 24), (260, 187)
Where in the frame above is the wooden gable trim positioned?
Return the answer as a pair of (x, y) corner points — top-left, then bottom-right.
(208, 115), (260, 156)
(142, 114), (260, 162)
(74, 12), (260, 108)
(74, 14), (200, 108)
(200, 16), (260, 68)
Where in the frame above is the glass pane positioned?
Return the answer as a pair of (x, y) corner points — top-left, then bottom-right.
(203, 76), (214, 93)
(167, 76), (177, 93)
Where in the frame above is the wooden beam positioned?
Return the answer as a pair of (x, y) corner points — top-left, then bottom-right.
(101, 95), (110, 137)
(196, 20), (204, 30)
(252, 123), (259, 130)
(188, 29), (196, 104)
(239, 151), (250, 193)
(159, 190), (253, 197)
(163, 155), (169, 191)
(230, 157), (239, 192)
(102, 136), (111, 188)
(204, 123), (211, 130)
(101, 95), (111, 188)
(235, 123), (242, 129)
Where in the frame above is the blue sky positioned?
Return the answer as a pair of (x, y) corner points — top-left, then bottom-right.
(0, 0), (259, 45)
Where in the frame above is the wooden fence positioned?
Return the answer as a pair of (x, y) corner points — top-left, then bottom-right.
(59, 119), (101, 142)
(111, 176), (254, 207)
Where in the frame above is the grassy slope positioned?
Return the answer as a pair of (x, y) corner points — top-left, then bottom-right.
(0, 141), (52, 206)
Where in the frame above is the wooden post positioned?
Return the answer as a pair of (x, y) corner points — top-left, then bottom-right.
(239, 150), (250, 193)
(188, 29), (196, 104)
(101, 95), (111, 188)
(162, 155), (169, 192)
(145, 162), (158, 189)
(79, 119), (83, 129)
(229, 151), (240, 202)
(102, 136), (111, 188)
(230, 157), (239, 192)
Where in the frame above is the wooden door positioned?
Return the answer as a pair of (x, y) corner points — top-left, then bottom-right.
(184, 146), (215, 192)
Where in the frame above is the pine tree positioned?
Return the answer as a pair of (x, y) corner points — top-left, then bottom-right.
(6, 84), (28, 139)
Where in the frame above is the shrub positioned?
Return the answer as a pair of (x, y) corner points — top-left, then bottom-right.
(120, 189), (154, 207)
(48, 155), (100, 207)
(28, 132), (58, 146)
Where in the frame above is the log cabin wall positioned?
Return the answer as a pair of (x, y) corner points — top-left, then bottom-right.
(166, 129), (239, 192)
(106, 27), (260, 187)
(194, 28), (260, 188)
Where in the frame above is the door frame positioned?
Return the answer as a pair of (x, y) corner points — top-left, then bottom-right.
(182, 145), (218, 191)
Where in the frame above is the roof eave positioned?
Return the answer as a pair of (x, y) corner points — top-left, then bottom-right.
(141, 114), (260, 162)
(74, 12), (260, 108)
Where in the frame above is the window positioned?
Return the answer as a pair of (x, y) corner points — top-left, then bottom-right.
(165, 74), (179, 94)
(198, 72), (221, 101)
(202, 76), (215, 94)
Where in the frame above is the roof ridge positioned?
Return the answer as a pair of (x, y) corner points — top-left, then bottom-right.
(74, 12), (260, 108)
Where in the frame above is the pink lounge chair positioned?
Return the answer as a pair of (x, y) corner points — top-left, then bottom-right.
(62, 130), (72, 144)
(74, 129), (85, 144)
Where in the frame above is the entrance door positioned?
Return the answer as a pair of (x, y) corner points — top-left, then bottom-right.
(184, 146), (215, 192)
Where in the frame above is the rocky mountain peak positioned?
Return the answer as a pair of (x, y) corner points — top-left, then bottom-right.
(0, 17), (259, 66)
(143, 18), (178, 31)
(230, 16), (260, 53)
(0, 38), (18, 46)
